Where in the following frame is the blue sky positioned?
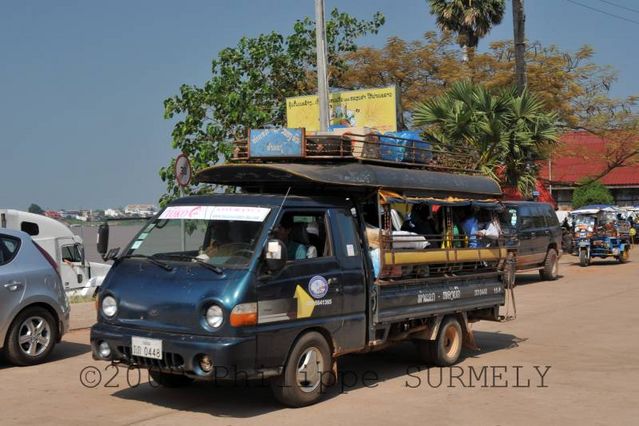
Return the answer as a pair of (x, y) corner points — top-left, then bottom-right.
(1, 0), (637, 210)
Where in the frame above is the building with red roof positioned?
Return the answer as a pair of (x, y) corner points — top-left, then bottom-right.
(538, 131), (639, 209)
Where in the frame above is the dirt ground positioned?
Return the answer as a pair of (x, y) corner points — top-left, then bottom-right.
(1, 255), (638, 425)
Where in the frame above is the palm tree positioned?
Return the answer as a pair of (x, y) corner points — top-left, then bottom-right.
(428, 0), (506, 61)
(413, 81), (559, 196)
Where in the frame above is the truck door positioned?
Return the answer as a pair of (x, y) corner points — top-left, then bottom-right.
(257, 209), (342, 322)
(60, 241), (85, 290)
(256, 209), (345, 367)
(530, 206), (549, 264)
(328, 208), (367, 348)
(517, 206), (535, 267)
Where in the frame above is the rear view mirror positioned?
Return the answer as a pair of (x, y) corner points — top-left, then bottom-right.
(97, 223), (110, 259)
(265, 239), (287, 272)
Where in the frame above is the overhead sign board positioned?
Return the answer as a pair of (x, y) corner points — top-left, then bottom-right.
(286, 86), (397, 133)
(248, 128), (305, 157)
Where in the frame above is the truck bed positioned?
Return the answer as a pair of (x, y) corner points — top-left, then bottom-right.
(374, 272), (505, 324)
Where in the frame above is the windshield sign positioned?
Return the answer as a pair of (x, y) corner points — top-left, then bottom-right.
(160, 205), (271, 222)
(127, 205), (271, 268)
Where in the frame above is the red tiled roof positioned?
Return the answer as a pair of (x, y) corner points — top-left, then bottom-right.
(538, 131), (639, 186)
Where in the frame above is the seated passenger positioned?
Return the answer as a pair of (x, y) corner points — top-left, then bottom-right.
(462, 208), (480, 248)
(274, 216), (308, 260)
(402, 203), (436, 236)
(477, 212), (501, 246)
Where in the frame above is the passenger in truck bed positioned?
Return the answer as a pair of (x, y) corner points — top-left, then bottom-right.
(477, 211), (502, 247)
(401, 203), (436, 236)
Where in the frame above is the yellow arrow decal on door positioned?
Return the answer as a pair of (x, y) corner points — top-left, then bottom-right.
(294, 285), (315, 319)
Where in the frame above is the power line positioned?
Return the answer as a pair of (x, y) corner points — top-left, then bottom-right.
(599, 0), (639, 15)
(565, 0), (639, 25)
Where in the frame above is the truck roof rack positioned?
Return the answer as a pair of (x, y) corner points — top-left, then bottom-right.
(232, 131), (478, 175)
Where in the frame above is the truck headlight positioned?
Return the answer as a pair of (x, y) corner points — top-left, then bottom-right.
(101, 296), (118, 318)
(205, 305), (224, 328)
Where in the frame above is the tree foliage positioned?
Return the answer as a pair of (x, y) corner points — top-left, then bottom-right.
(413, 81), (559, 196)
(159, 9), (384, 206)
(339, 32), (638, 181)
(572, 179), (614, 209)
(427, 0), (505, 57)
(28, 203), (44, 214)
(339, 34), (634, 129)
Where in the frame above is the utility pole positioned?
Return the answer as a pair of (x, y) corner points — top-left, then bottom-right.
(315, 0), (330, 132)
(512, 0), (527, 94)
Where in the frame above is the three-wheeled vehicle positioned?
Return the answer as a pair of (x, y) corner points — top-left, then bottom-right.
(571, 205), (631, 266)
(90, 131), (516, 406)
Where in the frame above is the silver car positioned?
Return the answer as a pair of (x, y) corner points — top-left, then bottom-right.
(0, 229), (70, 365)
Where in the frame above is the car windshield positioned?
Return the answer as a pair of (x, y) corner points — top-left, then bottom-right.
(573, 215), (595, 228)
(126, 205), (271, 268)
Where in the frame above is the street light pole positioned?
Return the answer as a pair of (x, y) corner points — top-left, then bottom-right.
(315, 0), (330, 132)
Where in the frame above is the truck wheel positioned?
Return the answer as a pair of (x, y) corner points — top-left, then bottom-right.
(540, 248), (559, 280)
(579, 249), (590, 267)
(271, 331), (332, 407)
(417, 317), (462, 367)
(4, 307), (58, 366)
(149, 370), (193, 388)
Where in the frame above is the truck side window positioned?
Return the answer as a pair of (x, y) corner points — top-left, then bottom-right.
(61, 244), (83, 263)
(532, 207), (546, 228)
(545, 206), (559, 226)
(275, 211), (331, 261)
(21, 221), (39, 236)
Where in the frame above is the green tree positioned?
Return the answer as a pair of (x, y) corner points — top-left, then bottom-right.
(572, 179), (614, 209)
(28, 203), (44, 214)
(427, 0), (505, 60)
(159, 9), (384, 206)
(413, 80), (559, 196)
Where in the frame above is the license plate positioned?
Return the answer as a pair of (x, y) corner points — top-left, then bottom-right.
(131, 336), (162, 360)
(612, 248), (619, 255)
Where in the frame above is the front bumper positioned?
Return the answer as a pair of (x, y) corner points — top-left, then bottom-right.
(90, 323), (266, 380)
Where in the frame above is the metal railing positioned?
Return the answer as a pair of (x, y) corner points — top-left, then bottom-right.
(232, 133), (478, 173)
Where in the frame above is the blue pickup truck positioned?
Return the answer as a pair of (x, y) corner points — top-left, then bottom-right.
(91, 160), (515, 407)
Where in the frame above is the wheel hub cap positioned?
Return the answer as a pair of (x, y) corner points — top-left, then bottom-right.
(296, 347), (323, 393)
(18, 316), (51, 357)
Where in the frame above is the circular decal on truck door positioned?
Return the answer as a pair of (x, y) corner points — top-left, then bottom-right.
(308, 275), (329, 299)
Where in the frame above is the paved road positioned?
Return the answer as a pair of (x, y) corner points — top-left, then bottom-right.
(2, 256), (638, 425)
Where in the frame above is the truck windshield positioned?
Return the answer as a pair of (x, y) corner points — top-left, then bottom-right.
(126, 205), (271, 268)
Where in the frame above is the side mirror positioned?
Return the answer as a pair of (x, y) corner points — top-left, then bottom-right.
(264, 239), (287, 272)
(97, 223), (110, 259)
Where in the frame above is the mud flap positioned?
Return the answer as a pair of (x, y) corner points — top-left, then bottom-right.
(460, 312), (480, 351)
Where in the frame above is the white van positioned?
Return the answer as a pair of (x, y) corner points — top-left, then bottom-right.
(0, 209), (110, 295)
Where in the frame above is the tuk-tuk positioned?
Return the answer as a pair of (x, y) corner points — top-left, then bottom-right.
(571, 205), (631, 266)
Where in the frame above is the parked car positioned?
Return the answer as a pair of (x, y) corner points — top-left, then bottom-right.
(500, 201), (562, 281)
(0, 229), (70, 365)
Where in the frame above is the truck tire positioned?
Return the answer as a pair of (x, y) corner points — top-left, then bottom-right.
(579, 249), (590, 267)
(149, 370), (193, 388)
(4, 307), (58, 366)
(271, 331), (332, 407)
(417, 316), (462, 367)
(540, 248), (559, 280)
